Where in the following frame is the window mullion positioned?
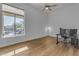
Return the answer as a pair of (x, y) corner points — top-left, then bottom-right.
(14, 14), (16, 36)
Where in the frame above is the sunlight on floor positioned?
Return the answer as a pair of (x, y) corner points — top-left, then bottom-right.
(1, 46), (29, 56)
(15, 46), (29, 54)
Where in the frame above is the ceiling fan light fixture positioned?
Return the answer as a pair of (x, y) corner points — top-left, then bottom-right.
(45, 7), (49, 10)
(42, 4), (57, 12)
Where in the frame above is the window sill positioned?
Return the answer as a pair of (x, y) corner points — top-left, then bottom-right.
(1, 34), (25, 39)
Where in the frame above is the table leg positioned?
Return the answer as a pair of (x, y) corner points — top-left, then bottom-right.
(56, 34), (59, 45)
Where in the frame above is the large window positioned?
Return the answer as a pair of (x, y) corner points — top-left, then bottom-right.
(2, 4), (25, 38)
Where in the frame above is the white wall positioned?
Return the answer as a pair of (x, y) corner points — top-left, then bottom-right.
(49, 3), (79, 37)
(0, 4), (2, 37)
(0, 3), (47, 47)
(1, 3), (79, 47)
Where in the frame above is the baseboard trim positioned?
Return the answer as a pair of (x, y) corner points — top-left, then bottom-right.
(0, 35), (61, 48)
(49, 35), (61, 38)
(0, 35), (48, 48)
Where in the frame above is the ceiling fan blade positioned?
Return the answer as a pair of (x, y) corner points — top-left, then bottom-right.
(49, 4), (57, 7)
(48, 7), (52, 11)
(42, 3), (58, 12)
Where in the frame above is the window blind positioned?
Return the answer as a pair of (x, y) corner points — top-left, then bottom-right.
(2, 4), (24, 16)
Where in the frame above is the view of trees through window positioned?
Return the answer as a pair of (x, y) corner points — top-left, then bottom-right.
(15, 15), (24, 35)
(2, 4), (25, 38)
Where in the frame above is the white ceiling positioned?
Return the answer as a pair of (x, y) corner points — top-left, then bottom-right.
(27, 3), (78, 8)
(26, 3), (61, 11)
(28, 3), (58, 7)
(8, 3), (78, 8)
(27, 3), (78, 11)
(8, 3), (78, 11)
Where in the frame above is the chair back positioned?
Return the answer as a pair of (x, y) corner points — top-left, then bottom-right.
(70, 29), (77, 38)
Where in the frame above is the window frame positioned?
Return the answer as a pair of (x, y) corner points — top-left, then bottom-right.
(2, 4), (25, 38)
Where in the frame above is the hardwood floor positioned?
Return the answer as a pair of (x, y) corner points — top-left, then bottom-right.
(0, 36), (79, 56)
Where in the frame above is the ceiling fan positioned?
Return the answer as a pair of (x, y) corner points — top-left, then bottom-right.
(42, 4), (57, 11)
